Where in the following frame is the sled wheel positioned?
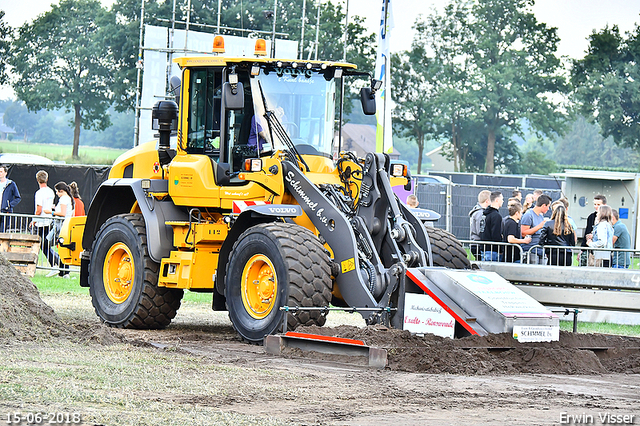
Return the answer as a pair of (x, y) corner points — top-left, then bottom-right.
(225, 222), (332, 344)
(89, 213), (183, 329)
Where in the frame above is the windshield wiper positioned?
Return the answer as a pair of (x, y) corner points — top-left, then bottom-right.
(257, 80), (310, 172)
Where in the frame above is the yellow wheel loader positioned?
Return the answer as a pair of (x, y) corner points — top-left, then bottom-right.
(58, 44), (470, 343)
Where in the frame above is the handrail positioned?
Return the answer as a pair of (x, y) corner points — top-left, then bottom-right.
(460, 239), (638, 269)
(0, 212), (79, 274)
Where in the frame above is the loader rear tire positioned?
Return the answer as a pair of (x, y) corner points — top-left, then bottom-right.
(426, 227), (471, 269)
(88, 214), (183, 329)
(225, 222), (332, 344)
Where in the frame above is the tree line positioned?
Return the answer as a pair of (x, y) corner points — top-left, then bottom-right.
(0, 0), (638, 174)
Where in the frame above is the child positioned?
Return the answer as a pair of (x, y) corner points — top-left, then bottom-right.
(502, 202), (531, 263)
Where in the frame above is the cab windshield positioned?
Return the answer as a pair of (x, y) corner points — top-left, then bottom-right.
(251, 68), (336, 157)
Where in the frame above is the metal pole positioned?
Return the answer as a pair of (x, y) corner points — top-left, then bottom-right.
(271, 0), (278, 58)
(381, 0), (389, 152)
(133, 0), (145, 147)
(313, 0), (320, 60)
(337, 0), (348, 154)
(217, 0), (221, 33)
(338, 77), (344, 155)
(166, 0), (176, 92)
(184, 0), (191, 51)
(342, 0), (349, 61)
(299, 0), (307, 59)
(446, 181), (452, 233)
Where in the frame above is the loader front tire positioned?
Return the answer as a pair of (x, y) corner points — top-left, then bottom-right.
(88, 214), (183, 329)
(426, 227), (471, 269)
(225, 222), (332, 344)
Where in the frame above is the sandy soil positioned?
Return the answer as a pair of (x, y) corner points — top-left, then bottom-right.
(1, 252), (639, 425)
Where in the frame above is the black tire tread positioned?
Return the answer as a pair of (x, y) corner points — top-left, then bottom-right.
(426, 227), (471, 269)
(226, 222), (332, 341)
(90, 213), (183, 329)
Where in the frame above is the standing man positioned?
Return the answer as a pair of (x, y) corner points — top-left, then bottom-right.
(521, 194), (551, 264)
(580, 194), (606, 266)
(29, 170), (56, 276)
(0, 164), (21, 232)
(469, 190), (491, 260)
(479, 191), (504, 261)
(611, 209), (632, 268)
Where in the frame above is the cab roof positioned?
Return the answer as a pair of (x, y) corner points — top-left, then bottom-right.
(173, 56), (357, 70)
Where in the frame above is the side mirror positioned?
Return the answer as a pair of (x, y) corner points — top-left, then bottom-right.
(360, 87), (376, 115)
(404, 169), (413, 191)
(222, 81), (245, 110)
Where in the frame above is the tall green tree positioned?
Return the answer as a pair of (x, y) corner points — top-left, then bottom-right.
(466, 0), (567, 173)
(0, 10), (11, 86)
(410, 0), (476, 172)
(10, 0), (116, 158)
(391, 51), (439, 174)
(571, 24), (640, 151)
(407, 0), (567, 173)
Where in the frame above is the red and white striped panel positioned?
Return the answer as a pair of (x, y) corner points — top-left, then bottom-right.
(232, 200), (270, 214)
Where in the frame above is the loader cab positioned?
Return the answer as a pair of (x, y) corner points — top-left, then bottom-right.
(176, 57), (359, 186)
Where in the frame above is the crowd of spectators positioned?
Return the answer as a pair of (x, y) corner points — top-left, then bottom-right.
(469, 190), (633, 267)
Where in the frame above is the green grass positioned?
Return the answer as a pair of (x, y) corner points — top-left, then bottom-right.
(31, 271), (212, 304)
(0, 140), (127, 165)
(560, 320), (640, 336)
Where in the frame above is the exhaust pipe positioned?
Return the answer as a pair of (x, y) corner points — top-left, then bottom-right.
(152, 100), (178, 166)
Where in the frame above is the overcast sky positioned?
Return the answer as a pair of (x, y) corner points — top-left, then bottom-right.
(2, 0), (639, 99)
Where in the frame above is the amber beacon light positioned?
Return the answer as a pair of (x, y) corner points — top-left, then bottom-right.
(212, 35), (225, 53)
(254, 39), (267, 56)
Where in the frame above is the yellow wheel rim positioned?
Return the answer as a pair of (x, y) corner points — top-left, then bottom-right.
(241, 254), (277, 320)
(103, 242), (135, 304)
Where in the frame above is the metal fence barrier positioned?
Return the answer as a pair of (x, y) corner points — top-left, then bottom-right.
(460, 239), (640, 269)
(0, 212), (79, 276)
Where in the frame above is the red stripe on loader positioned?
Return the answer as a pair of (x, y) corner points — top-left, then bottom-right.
(406, 269), (478, 336)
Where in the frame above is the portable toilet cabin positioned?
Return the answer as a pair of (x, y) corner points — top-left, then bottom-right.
(557, 170), (640, 248)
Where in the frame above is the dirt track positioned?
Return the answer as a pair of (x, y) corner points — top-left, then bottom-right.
(1, 251), (639, 425)
(102, 320), (640, 425)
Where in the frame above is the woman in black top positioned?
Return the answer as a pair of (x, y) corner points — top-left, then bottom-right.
(540, 205), (575, 266)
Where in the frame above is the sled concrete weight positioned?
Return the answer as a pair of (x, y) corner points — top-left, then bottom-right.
(407, 268), (559, 341)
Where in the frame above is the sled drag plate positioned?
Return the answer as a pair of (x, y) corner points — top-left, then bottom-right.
(264, 332), (387, 368)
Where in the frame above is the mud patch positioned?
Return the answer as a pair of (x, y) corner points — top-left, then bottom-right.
(294, 325), (640, 375)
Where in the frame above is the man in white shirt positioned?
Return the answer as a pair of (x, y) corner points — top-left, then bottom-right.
(29, 170), (56, 274)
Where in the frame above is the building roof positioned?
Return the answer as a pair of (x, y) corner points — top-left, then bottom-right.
(553, 170), (639, 181)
